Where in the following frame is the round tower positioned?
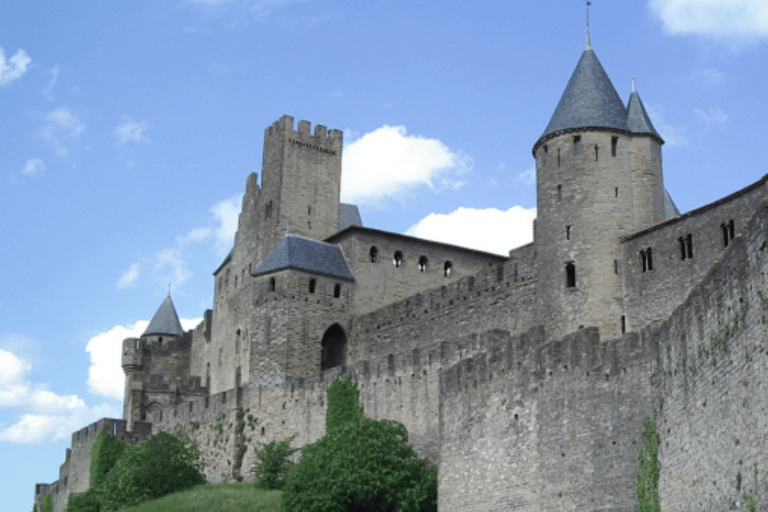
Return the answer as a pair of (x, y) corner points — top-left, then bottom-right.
(533, 44), (665, 341)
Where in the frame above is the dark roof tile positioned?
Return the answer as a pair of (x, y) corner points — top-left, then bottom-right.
(252, 234), (355, 281)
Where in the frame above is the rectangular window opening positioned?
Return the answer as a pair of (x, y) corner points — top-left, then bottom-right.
(611, 137), (618, 157)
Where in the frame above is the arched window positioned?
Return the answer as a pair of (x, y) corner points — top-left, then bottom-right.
(369, 246), (378, 263)
(444, 261), (453, 277)
(309, 279), (316, 294)
(393, 251), (403, 268)
(418, 255), (428, 273)
(321, 324), (347, 371)
(334, 284), (341, 298)
(269, 277), (276, 292)
(565, 262), (576, 288)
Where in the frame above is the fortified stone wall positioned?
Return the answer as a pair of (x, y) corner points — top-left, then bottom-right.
(328, 227), (508, 315)
(438, 326), (657, 512)
(622, 176), (767, 331)
(652, 202), (768, 512)
(349, 243), (536, 363)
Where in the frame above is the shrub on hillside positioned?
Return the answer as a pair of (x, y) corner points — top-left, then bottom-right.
(282, 376), (437, 512)
(39, 495), (53, 512)
(99, 431), (206, 511)
(65, 488), (100, 512)
(89, 430), (125, 489)
(251, 434), (299, 490)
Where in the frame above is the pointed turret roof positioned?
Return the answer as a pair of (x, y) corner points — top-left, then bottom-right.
(626, 88), (663, 143)
(536, 47), (628, 150)
(143, 294), (184, 337)
(251, 234), (355, 281)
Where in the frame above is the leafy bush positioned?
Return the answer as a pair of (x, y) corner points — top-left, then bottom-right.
(99, 431), (206, 511)
(282, 376), (437, 512)
(90, 430), (125, 488)
(252, 434), (299, 490)
(39, 495), (53, 512)
(65, 488), (100, 512)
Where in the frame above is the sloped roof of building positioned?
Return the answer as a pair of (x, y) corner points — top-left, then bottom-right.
(143, 294), (184, 337)
(664, 189), (681, 219)
(339, 203), (363, 230)
(538, 47), (628, 145)
(626, 89), (663, 142)
(251, 234), (355, 281)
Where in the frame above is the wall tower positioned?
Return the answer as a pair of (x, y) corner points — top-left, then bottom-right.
(533, 44), (666, 341)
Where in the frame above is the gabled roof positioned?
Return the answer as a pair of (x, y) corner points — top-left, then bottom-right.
(663, 188), (680, 219)
(626, 89), (663, 143)
(339, 203), (363, 231)
(143, 295), (184, 337)
(251, 234), (355, 281)
(537, 47), (627, 148)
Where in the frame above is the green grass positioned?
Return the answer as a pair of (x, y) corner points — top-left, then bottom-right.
(118, 482), (282, 512)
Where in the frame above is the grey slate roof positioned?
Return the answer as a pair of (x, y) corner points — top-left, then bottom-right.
(143, 295), (184, 337)
(539, 48), (628, 144)
(664, 188), (681, 219)
(251, 234), (355, 281)
(338, 203), (363, 230)
(626, 90), (663, 141)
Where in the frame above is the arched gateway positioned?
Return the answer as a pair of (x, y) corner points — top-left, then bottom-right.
(321, 324), (347, 371)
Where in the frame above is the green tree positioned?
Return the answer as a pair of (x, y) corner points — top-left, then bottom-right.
(89, 430), (125, 488)
(99, 431), (206, 511)
(65, 488), (100, 512)
(251, 434), (299, 490)
(282, 376), (437, 512)
(39, 495), (53, 512)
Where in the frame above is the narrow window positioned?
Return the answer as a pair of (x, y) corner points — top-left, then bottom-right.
(269, 277), (276, 292)
(418, 255), (428, 273)
(678, 237), (686, 260)
(334, 284), (341, 298)
(308, 205), (312, 215)
(557, 184), (562, 201)
(557, 148), (561, 167)
(722, 220), (735, 247)
(544, 144), (548, 153)
(615, 187), (619, 198)
(647, 247), (653, 271)
(393, 251), (403, 268)
(614, 259), (618, 275)
(309, 279), (316, 294)
(265, 200), (273, 219)
(728, 220), (735, 240)
(641, 251), (647, 273)
(621, 316), (626, 334)
(444, 261), (453, 277)
(641, 248), (653, 272)
(565, 262), (576, 288)
(573, 136), (581, 155)
(611, 137), (618, 157)
(686, 234), (693, 259)
(566, 226), (571, 240)
(594, 144), (599, 161)
(369, 246), (378, 263)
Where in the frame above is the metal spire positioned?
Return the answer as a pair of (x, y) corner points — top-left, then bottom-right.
(586, 1), (592, 49)
(632, 77), (637, 92)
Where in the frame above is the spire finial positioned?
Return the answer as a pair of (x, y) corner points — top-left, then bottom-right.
(168, 283), (171, 296)
(285, 222), (290, 235)
(585, 1), (592, 49)
(632, 77), (636, 92)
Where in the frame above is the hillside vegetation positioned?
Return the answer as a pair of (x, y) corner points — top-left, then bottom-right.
(118, 483), (281, 512)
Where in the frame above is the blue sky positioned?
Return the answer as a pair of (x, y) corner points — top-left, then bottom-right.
(2, 1), (768, 510)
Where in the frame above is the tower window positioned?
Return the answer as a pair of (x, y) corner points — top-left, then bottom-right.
(265, 200), (273, 219)
(418, 255), (428, 273)
(722, 220), (735, 247)
(543, 144), (548, 153)
(679, 234), (693, 260)
(393, 251), (403, 268)
(621, 316), (626, 334)
(614, 259), (618, 275)
(369, 246), (378, 263)
(615, 187), (619, 198)
(594, 144), (599, 161)
(334, 284), (341, 298)
(640, 248), (653, 272)
(573, 136), (581, 155)
(557, 184), (562, 201)
(558, 148), (561, 167)
(566, 226), (571, 240)
(444, 261), (453, 277)
(611, 137), (618, 157)
(309, 279), (316, 294)
(565, 262), (576, 288)
(269, 277), (276, 292)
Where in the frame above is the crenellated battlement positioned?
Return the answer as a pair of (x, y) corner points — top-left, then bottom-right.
(266, 115), (343, 147)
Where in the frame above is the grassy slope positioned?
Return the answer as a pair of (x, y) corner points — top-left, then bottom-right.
(117, 483), (282, 512)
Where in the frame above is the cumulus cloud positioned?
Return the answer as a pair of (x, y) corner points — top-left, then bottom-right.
(21, 158), (45, 178)
(406, 205), (537, 256)
(0, 47), (31, 86)
(39, 107), (86, 158)
(114, 116), (151, 145)
(649, 0), (768, 40)
(117, 195), (241, 289)
(85, 318), (201, 402)
(341, 125), (470, 204)
(0, 349), (120, 444)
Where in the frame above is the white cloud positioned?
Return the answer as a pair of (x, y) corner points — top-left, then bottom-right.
(39, 107), (86, 158)
(695, 68), (724, 86)
(406, 205), (537, 256)
(85, 318), (201, 402)
(117, 195), (241, 289)
(645, 104), (689, 147)
(517, 167), (536, 185)
(21, 158), (45, 178)
(43, 65), (59, 99)
(649, 0), (768, 40)
(341, 125), (470, 204)
(114, 116), (151, 145)
(0, 47), (31, 86)
(693, 107), (728, 127)
(0, 349), (120, 444)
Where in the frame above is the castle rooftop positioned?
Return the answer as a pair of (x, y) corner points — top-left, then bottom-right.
(626, 88), (663, 143)
(143, 294), (184, 337)
(251, 234), (355, 281)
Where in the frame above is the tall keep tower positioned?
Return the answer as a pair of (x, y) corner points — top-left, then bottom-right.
(533, 43), (666, 341)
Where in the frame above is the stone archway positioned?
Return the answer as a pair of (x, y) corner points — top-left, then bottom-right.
(321, 324), (347, 371)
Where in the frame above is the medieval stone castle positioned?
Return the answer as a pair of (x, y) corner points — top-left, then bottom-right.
(36, 40), (768, 512)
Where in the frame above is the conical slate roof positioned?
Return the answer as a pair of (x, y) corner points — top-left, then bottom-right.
(251, 234), (355, 281)
(143, 295), (184, 337)
(538, 47), (628, 146)
(626, 89), (663, 142)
